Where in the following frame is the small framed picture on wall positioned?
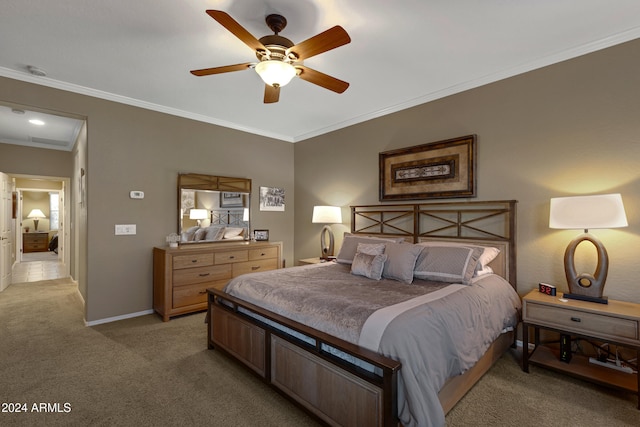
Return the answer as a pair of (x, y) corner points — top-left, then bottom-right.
(254, 229), (269, 241)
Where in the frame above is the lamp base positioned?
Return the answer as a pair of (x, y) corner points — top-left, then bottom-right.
(562, 293), (608, 305)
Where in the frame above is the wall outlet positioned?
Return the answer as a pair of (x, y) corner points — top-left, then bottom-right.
(129, 191), (144, 199)
(115, 224), (136, 235)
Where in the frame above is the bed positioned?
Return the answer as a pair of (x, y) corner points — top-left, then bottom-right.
(207, 200), (520, 426)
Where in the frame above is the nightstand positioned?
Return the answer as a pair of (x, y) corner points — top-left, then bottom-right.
(522, 289), (640, 409)
(23, 232), (49, 253)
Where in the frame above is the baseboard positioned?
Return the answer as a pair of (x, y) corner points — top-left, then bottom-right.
(85, 309), (154, 326)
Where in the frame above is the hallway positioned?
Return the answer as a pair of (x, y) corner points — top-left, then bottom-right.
(12, 253), (67, 283)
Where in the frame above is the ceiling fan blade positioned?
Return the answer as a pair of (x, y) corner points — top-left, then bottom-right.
(264, 84), (280, 103)
(296, 65), (349, 93)
(206, 10), (267, 53)
(287, 26), (351, 61)
(190, 63), (253, 76)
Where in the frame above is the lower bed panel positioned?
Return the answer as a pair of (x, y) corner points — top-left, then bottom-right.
(271, 335), (384, 427)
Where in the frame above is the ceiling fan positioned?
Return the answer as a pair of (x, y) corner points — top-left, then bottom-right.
(190, 10), (351, 104)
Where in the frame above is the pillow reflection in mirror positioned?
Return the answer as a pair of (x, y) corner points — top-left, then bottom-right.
(181, 226), (199, 242)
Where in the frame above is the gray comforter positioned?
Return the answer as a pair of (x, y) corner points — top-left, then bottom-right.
(223, 262), (521, 427)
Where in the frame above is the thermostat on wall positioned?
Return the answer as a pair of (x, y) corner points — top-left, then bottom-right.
(130, 191), (144, 199)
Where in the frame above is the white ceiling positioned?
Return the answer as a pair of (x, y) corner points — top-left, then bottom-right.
(1, 0), (640, 147)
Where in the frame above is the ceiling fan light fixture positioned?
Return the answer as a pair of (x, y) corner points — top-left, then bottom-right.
(255, 60), (296, 87)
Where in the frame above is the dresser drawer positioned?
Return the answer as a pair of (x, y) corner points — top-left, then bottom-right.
(525, 302), (639, 343)
(249, 246), (278, 261)
(173, 281), (224, 308)
(215, 250), (249, 264)
(233, 258), (279, 277)
(173, 264), (231, 287)
(173, 253), (214, 269)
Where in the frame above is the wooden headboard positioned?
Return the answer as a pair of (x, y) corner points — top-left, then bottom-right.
(350, 200), (517, 286)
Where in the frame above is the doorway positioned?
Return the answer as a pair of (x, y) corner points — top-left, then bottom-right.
(11, 176), (71, 283)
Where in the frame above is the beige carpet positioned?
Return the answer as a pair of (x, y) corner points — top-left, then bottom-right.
(0, 278), (637, 426)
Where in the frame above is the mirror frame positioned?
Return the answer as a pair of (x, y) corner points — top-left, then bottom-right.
(178, 173), (251, 244)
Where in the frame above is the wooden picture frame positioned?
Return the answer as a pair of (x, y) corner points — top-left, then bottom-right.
(379, 134), (476, 201)
(220, 192), (244, 208)
(254, 229), (269, 241)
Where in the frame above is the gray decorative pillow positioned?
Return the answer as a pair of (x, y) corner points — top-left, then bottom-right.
(417, 241), (500, 272)
(194, 227), (208, 241)
(356, 242), (386, 256)
(350, 252), (387, 280)
(204, 226), (226, 241)
(381, 243), (423, 284)
(414, 245), (483, 285)
(336, 233), (405, 265)
(181, 226), (199, 242)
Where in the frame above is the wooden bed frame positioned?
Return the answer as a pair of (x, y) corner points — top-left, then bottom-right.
(207, 200), (517, 426)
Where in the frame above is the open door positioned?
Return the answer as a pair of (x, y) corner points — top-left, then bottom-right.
(0, 172), (13, 291)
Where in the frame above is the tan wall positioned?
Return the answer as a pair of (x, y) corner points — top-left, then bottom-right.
(0, 77), (295, 322)
(294, 39), (640, 304)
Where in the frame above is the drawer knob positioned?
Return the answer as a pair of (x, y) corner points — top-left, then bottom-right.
(199, 273), (210, 277)
(198, 291), (207, 295)
(570, 317), (581, 322)
(261, 252), (266, 256)
(191, 259), (198, 263)
(229, 256), (235, 259)
(252, 266), (260, 270)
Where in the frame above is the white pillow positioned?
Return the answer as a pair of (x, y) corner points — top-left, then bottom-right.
(223, 227), (244, 239)
(475, 265), (494, 277)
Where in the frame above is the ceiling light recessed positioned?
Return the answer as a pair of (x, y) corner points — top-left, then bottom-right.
(26, 65), (47, 77)
(29, 119), (45, 126)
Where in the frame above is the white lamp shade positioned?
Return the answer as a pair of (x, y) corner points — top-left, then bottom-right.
(255, 60), (297, 87)
(189, 209), (209, 220)
(312, 206), (342, 224)
(549, 193), (628, 230)
(27, 209), (46, 219)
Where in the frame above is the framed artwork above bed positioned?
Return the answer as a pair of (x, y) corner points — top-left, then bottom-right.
(379, 134), (476, 201)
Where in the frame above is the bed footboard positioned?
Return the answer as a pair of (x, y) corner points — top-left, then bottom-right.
(208, 289), (401, 427)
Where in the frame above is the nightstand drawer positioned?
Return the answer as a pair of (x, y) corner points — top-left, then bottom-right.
(525, 302), (639, 342)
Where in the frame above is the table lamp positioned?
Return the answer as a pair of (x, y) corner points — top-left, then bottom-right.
(27, 209), (46, 231)
(549, 193), (627, 304)
(189, 209), (209, 226)
(312, 206), (342, 259)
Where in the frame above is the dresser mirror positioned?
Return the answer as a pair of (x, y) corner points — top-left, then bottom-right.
(178, 173), (251, 244)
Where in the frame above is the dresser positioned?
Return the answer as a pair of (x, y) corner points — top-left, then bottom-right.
(23, 232), (49, 253)
(522, 289), (640, 408)
(153, 241), (282, 321)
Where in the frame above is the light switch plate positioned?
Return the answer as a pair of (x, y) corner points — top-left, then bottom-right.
(115, 224), (136, 235)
